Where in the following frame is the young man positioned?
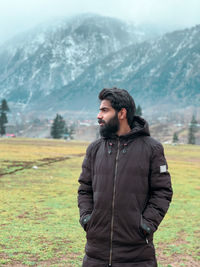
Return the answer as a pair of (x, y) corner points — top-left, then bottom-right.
(78, 88), (173, 267)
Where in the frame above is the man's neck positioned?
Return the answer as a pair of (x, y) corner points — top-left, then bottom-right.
(117, 124), (131, 136)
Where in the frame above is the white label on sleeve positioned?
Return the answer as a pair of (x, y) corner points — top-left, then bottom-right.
(160, 165), (167, 173)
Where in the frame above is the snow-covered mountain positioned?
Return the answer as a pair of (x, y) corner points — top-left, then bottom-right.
(0, 14), (148, 107)
(54, 24), (200, 112)
(0, 14), (199, 116)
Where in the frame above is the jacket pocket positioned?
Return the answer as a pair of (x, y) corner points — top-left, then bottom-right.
(137, 215), (145, 237)
(85, 210), (95, 232)
(139, 215), (152, 244)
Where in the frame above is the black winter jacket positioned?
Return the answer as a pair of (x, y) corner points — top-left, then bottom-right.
(78, 116), (173, 267)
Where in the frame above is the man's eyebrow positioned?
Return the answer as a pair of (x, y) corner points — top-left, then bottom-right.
(99, 107), (109, 111)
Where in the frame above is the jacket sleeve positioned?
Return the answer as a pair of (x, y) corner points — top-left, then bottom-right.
(78, 144), (94, 224)
(142, 143), (173, 234)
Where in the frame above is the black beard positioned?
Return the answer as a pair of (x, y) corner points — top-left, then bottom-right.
(99, 112), (119, 138)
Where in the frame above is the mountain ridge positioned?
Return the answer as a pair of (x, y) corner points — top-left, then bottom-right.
(0, 14), (199, 116)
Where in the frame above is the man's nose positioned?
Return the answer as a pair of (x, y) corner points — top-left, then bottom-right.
(97, 112), (102, 119)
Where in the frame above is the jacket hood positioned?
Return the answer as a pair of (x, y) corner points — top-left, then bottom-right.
(129, 115), (150, 137)
(103, 115), (150, 140)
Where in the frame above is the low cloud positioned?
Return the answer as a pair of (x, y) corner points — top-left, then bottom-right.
(0, 0), (200, 43)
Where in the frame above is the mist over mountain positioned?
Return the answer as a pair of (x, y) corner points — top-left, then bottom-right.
(0, 14), (199, 117)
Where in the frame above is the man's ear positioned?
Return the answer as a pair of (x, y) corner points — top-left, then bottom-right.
(118, 108), (127, 120)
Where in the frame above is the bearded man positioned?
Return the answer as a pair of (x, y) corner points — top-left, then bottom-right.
(78, 88), (173, 267)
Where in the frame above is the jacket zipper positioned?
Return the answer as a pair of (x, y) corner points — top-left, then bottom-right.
(109, 139), (120, 267)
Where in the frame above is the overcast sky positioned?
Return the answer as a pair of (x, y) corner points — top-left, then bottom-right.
(1, 0), (200, 44)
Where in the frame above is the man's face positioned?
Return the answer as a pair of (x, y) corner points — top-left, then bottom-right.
(97, 100), (119, 137)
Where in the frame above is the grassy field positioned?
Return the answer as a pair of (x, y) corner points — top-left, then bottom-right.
(0, 138), (199, 267)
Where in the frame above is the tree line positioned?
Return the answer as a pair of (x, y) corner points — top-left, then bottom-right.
(0, 99), (199, 144)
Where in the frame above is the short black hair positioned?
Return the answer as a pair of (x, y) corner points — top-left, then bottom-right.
(98, 87), (136, 127)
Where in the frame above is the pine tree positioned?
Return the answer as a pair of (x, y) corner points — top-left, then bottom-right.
(0, 99), (10, 136)
(188, 115), (198, 145)
(172, 132), (179, 143)
(135, 105), (142, 116)
(51, 114), (66, 139)
(1, 99), (9, 112)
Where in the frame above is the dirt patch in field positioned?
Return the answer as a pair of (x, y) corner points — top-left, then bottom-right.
(39, 157), (70, 162)
(6, 265), (27, 267)
(0, 160), (34, 177)
(157, 236), (199, 267)
(0, 252), (26, 267)
(0, 154), (85, 177)
(0, 247), (81, 266)
(157, 249), (199, 267)
(22, 252), (81, 267)
(16, 208), (54, 221)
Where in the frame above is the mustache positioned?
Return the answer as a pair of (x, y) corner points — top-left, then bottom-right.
(98, 119), (106, 124)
